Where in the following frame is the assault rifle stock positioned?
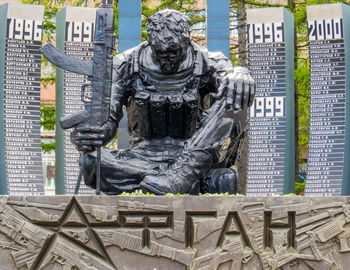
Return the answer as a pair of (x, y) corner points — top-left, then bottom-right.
(40, 0), (116, 195)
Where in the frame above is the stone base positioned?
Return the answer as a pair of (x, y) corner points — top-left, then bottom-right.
(0, 195), (349, 269)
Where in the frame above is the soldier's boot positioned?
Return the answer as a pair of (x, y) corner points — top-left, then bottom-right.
(140, 150), (213, 195)
(201, 168), (238, 194)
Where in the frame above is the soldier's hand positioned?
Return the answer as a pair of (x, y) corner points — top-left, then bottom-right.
(70, 119), (117, 152)
(216, 66), (256, 110)
(70, 125), (105, 152)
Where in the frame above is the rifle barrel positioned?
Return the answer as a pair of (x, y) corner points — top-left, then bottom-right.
(74, 154), (86, 195)
(96, 147), (102, 195)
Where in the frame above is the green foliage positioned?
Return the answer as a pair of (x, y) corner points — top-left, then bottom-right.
(198, 193), (242, 196)
(119, 189), (155, 196)
(117, 192), (301, 196)
(118, 190), (245, 196)
(40, 104), (56, 153)
(114, 5), (119, 38)
(295, 181), (305, 195)
(296, 60), (310, 149)
(141, 0), (204, 42)
(41, 76), (56, 86)
(72, 0), (89, 7)
(164, 193), (189, 196)
(41, 141), (56, 153)
(41, 104), (56, 130)
(294, 2), (307, 35)
(230, 48), (244, 66)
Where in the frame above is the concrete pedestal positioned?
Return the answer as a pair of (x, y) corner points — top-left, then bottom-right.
(0, 195), (349, 269)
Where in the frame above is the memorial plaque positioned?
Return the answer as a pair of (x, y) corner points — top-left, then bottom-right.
(1, 195), (350, 269)
(0, 3), (44, 195)
(305, 4), (350, 196)
(246, 8), (295, 195)
(55, 7), (96, 194)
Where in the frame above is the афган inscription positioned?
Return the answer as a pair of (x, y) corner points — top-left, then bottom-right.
(1, 196), (350, 269)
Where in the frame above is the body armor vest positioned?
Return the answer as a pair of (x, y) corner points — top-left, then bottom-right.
(127, 65), (201, 139)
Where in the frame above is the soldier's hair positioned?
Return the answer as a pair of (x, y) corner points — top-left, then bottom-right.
(147, 9), (191, 49)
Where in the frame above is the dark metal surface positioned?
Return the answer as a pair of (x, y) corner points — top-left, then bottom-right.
(42, 8), (255, 195)
(40, 43), (93, 77)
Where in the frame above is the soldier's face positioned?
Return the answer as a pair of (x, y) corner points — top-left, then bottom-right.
(152, 43), (186, 73)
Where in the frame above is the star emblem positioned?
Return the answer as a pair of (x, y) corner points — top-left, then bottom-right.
(30, 197), (117, 270)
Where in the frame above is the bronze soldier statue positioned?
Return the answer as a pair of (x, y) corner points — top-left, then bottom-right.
(70, 9), (255, 195)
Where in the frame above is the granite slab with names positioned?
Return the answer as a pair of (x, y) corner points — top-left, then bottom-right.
(0, 3), (44, 195)
(56, 7), (96, 195)
(305, 3), (350, 196)
(246, 7), (295, 196)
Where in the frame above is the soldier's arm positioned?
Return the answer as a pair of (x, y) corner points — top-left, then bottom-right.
(207, 50), (235, 84)
(70, 53), (132, 152)
(96, 52), (135, 145)
(109, 52), (132, 126)
(207, 51), (255, 110)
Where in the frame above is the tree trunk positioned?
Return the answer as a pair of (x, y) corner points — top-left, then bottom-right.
(237, 1), (247, 66)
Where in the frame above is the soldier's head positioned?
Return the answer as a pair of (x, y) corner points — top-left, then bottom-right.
(147, 9), (191, 73)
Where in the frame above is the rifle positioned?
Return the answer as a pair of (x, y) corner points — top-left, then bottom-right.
(191, 241), (253, 269)
(40, 0), (116, 195)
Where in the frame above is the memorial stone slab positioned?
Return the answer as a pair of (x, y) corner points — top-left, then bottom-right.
(0, 195), (350, 269)
(305, 4), (350, 196)
(55, 7), (96, 194)
(0, 3), (44, 195)
(246, 8), (295, 196)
